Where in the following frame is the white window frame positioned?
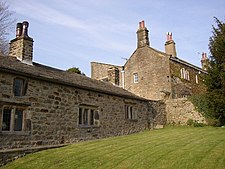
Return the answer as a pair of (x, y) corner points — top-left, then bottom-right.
(133, 73), (138, 83)
(180, 68), (185, 79)
(180, 68), (190, 81)
(195, 75), (199, 84)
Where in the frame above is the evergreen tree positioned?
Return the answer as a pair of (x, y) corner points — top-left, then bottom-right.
(205, 18), (225, 125)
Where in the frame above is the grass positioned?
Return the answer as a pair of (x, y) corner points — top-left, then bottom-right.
(2, 126), (225, 169)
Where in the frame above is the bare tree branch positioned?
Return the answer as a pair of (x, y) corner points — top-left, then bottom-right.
(0, 1), (16, 55)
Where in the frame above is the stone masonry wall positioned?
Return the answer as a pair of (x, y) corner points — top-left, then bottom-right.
(169, 60), (206, 99)
(150, 101), (167, 126)
(91, 62), (123, 87)
(0, 71), (151, 150)
(166, 98), (206, 125)
(124, 47), (171, 100)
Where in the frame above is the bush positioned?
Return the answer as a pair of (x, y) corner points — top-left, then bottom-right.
(193, 121), (204, 127)
(187, 118), (204, 127)
(187, 119), (194, 126)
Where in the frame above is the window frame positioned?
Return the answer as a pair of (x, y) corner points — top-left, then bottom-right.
(78, 106), (100, 128)
(133, 73), (139, 83)
(195, 75), (199, 84)
(180, 68), (190, 81)
(13, 78), (28, 97)
(125, 105), (137, 121)
(1, 106), (26, 133)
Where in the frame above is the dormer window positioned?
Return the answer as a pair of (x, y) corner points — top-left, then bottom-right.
(133, 73), (138, 83)
(13, 78), (27, 96)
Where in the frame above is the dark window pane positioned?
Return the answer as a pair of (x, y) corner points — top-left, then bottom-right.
(2, 108), (11, 131)
(83, 109), (88, 125)
(78, 108), (82, 125)
(14, 109), (23, 131)
(125, 105), (129, 119)
(130, 107), (133, 119)
(94, 111), (99, 120)
(90, 110), (94, 125)
(14, 78), (24, 96)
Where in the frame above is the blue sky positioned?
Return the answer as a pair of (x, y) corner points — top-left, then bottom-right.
(8, 0), (225, 76)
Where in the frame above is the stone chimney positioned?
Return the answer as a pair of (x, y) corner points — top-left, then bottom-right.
(201, 52), (209, 71)
(9, 21), (34, 65)
(165, 32), (177, 57)
(108, 66), (119, 86)
(137, 20), (150, 48)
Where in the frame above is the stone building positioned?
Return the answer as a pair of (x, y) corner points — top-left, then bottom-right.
(0, 21), (207, 165)
(0, 21), (154, 151)
(91, 21), (208, 100)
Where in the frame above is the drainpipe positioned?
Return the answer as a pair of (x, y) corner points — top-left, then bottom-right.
(121, 66), (125, 89)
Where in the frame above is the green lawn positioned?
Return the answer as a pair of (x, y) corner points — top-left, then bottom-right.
(2, 126), (225, 169)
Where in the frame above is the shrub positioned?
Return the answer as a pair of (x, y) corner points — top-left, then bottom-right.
(187, 119), (194, 126)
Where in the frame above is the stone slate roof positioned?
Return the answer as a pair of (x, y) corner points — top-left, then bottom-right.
(0, 55), (147, 101)
(169, 56), (207, 73)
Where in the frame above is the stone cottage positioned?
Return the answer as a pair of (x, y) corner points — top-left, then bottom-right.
(91, 21), (208, 100)
(0, 21), (154, 151)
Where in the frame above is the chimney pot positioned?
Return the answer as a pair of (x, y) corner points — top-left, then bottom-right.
(139, 20), (145, 29)
(201, 52), (209, 70)
(22, 21), (29, 37)
(201, 52), (207, 60)
(166, 32), (172, 41)
(16, 23), (23, 37)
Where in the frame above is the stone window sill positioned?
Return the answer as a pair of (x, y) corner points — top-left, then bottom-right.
(78, 125), (100, 129)
(126, 119), (138, 122)
(0, 131), (31, 136)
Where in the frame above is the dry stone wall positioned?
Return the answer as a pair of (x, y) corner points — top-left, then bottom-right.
(166, 98), (206, 125)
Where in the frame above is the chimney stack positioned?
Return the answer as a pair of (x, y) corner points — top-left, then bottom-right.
(137, 20), (150, 48)
(201, 52), (209, 70)
(108, 67), (120, 86)
(9, 21), (34, 65)
(165, 32), (177, 57)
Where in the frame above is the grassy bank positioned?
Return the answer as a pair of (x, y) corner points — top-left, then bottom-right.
(2, 126), (225, 169)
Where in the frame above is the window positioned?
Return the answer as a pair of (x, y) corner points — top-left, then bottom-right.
(180, 68), (190, 81)
(2, 107), (24, 132)
(13, 78), (27, 96)
(195, 75), (199, 84)
(78, 107), (100, 127)
(133, 73), (138, 83)
(14, 109), (23, 131)
(2, 108), (11, 131)
(125, 105), (137, 120)
(180, 68), (185, 79)
(185, 71), (190, 81)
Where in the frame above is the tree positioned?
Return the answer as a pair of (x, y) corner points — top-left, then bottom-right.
(204, 18), (225, 126)
(190, 18), (225, 126)
(66, 67), (85, 76)
(0, 1), (15, 55)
